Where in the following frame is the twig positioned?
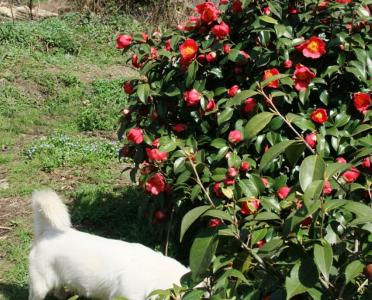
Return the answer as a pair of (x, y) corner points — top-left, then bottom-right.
(0, 226), (11, 230)
(164, 207), (175, 256)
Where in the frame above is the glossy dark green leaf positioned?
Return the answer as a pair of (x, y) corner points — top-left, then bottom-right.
(217, 107), (234, 125)
(313, 240), (333, 283)
(345, 260), (364, 284)
(244, 112), (274, 140)
(299, 155), (326, 191)
(180, 205), (210, 241)
(260, 140), (297, 171)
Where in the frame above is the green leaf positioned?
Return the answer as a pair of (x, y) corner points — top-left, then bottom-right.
(285, 263), (308, 299)
(258, 238), (283, 253)
(202, 209), (233, 222)
(303, 180), (324, 204)
(260, 140), (297, 171)
(180, 205), (210, 241)
(261, 74), (289, 88)
(191, 184), (202, 200)
(244, 112), (274, 140)
(325, 163), (352, 179)
(182, 290), (205, 300)
(189, 230), (218, 280)
(313, 240), (333, 283)
(186, 61), (198, 88)
(259, 15), (278, 24)
(217, 107), (234, 125)
(227, 90), (258, 106)
(285, 143), (306, 167)
(299, 155), (326, 192)
(176, 170), (191, 184)
(352, 124), (372, 136)
(345, 260), (364, 284)
(174, 157), (186, 174)
(239, 179), (259, 197)
(211, 138), (227, 148)
(137, 83), (150, 103)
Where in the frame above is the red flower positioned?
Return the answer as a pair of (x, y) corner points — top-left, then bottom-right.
(197, 54), (206, 64)
(165, 39), (172, 51)
(336, 157), (347, 164)
(261, 177), (269, 187)
(179, 39), (199, 61)
(150, 47), (158, 60)
(256, 240), (266, 248)
(277, 186), (291, 200)
(305, 132), (317, 148)
(185, 16), (201, 31)
(336, 0), (352, 3)
(231, 0), (243, 13)
(206, 99), (217, 111)
(362, 157), (371, 168)
(293, 64), (316, 91)
(342, 167), (360, 183)
(289, 7), (299, 14)
(228, 130), (242, 144)
(227, 85), (240, 97)
(226, 167), (238, 178)
(296, 36), (326, 59)
(211, 21), (230, 39)
(152, 138), (159, 148)
(242, 98), (257, 113)
(238, 50), (250, 62)
(184, 89), (201, 107)
(116, 34), (132, 49)
(311, 108), (328, 124)
(145, 173), (166, 196)
(139, 32), (149, 43)
(240, 199), (261, 215)
(263, 7), (270, 15)
(206, 52), (217, 63)
(220, 0), (229, 4)
(146, 148), (167, 162)
(223, 44), (232, 54)
(172, 123), (187, 133)
(127, 128), (144, 144)
(240, 162), (250, 172)
(208, 218), (222, 228)
(213, 182), (224, 197)
(195, 2), (220, 24)
(131, 54), (140, 68)
(283, 59), (293, 69)
(263, 68), (280, 88)
(323, 180), (332, 195)
(224, 178), (235, 185)
(353, 92), (371, 112)
(123, 82), (134, 94)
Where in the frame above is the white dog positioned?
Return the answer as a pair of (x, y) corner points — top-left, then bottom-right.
(29, 189), (189, 300)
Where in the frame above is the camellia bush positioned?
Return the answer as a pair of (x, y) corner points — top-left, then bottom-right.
(117, 0), (372, 298)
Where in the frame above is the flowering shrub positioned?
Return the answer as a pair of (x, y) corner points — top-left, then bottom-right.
(117, 0), (372, 298)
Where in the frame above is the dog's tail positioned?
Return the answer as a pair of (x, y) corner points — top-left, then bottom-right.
(32, 189), (71, 238)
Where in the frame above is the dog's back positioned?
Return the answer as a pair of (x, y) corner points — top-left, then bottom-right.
(29, 190), (189, 300)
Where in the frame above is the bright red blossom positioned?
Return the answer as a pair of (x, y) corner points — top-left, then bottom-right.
(311, 108), (328, 124)
(206, 52), (217, 63)
(228, 130), (242, 144)
(240, 199), (261, 215)
(145, 173), (166, 196)
(183, 89), (201, 107)
(227, 85), (240, 97)
(179, 39), (199, 61)
(305, 132), (317, 148)
(296, 36), (326, 59)
(323, 180), (332, 195)
(277, 186), (291, 200)
(123, 82), (134, 94)
(263, 68), (280, 88)
(213, 182), (224, 197)
(342, 167), (360, 183)
(127, 128), (144, 144)
(240, 162), (250, 172)
(256, 240), (266, 248)
(208, 218), (222, 227)
(231, 0), (243, 13)
(165, 39), (172, 51)
(242, 98), (257, 113)
(172, 123), (187, 133)
(195, 2), (220, 24)
(211, 21), (230, 39)
(116, 35), (132, 49)
(353, 92), (371, 112)
(206, 100), (217, 111)
(226, 167), (238, 178)
(283, 59), (293, 69)
(293, 64), (316, 91)
(336, 0), (352, 3)
(146, 148), (167, 162)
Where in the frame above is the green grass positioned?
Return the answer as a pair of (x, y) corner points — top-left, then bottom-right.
(0, 12), (155, 300)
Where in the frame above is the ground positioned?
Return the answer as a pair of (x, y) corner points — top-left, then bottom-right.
(0, 7), (161, 300)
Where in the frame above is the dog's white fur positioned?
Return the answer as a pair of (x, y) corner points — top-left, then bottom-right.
(29, 189), (189, 300)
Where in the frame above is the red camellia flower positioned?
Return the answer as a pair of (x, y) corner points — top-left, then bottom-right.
(261, 177), (269, 187)
(197, 54), (206, 64)
(296, 36), (326, 59)
(226, 167), (238, 178)
(116, 34), (132, 49)
(289, 7), (299, 14)
(213, 182), (224, 197)
(127, 128), (144, 144)
(228, 130), (242, 144)
(123, 82), (134, 94)
(206, 99), (217, 111)
(211, 21), (230, 39)
(131, 54), (141, 68)
(139, 32), (149, 43)
(152, 138), (159, 148)
(172, 123), (187, 133)
(283, 59), (293, 69)
(240, 198), (261, 215)
(277, 186), (291, 200)
(185, 16), (201, 31)
(206, 52), (217, 63)
(145, 173), (166, 196)
(231, 0), (243, 13)
(342, 167), (360, 183)
(240, 162), (250, 172)
(242, 98), (257, 113)
(336, 0), (352, 3)
(184, 89), (201, 107)
(263, 68), (280, 88)
(179, 39), (199, 61)
(305, 132), (317, 148)
(362, 157), (371, 168)
(146, 148), (167, 162)
(311, 108), (328, 124)
(353, 92), (371, 112)
(228, 85), (240, 97)
(224, 178), (235, 185)
(150, 47), (158, 60)
(323, 180), (332, 195)
(220, 0), (229, 4)
(195, 2), (220, 24)
(208, 218), (222, 228)
(263, 7), (270, 15)
(293, 64), (316, 91)
(256, 240), (266, 248)
(336, 157), (347, 164)
(223, 44), (232, 54)
(165, 39), (172, 51)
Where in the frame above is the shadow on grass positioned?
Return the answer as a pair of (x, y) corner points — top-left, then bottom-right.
(0, 283), (28, 300)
